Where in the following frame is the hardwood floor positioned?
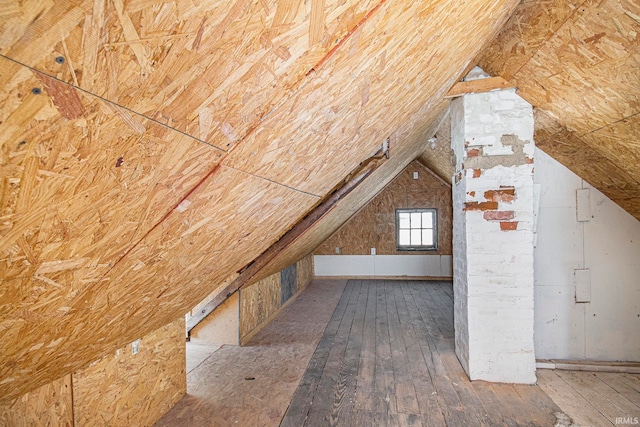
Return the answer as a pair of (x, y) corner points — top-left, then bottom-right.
(156, 279), (640, 426)
(538, 369), (640, 427)
(281, 280), (562, 426)
(155, 279), (348, 427)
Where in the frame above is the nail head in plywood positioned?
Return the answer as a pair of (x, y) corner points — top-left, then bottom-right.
(3, 0), (380, 149)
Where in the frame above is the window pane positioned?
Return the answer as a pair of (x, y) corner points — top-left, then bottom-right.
(410, 212), (421, 228)
(411, 229), (421, 245)
(422, 212), (433, 227)
(399, 229), (411, 245)
(399, 213), (410, 229)
(422, 229), (434, 246)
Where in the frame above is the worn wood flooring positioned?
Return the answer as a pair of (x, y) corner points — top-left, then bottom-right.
(538, 369), (640, 427)
(156, 279), (639, 426)
(281, 279), (563, 426)
(155, 279), (348, 426)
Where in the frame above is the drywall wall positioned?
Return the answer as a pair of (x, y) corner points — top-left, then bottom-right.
(315, 160), (452, 256)
(314, 254), (452, 277)
(313, 160), (452, 277)
(190, 292), (240, 346)
(534, 149), (640, 361)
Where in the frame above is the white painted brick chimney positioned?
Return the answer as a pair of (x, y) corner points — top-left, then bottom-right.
(451, 70), (536, 384)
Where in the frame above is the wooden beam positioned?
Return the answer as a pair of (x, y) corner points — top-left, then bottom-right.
(186, 151), (387, 333)
(444, 76), (515, 98)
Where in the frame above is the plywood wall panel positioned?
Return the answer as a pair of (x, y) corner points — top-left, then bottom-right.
(480, 0), (640, 220)
(73, 318), (186, 427)
(0, 58), (222, 281)
(418, 111), (454, 184)
(512, 0), (640, 133)
(249, 100), (450, 282)
(296, 253), (314, 290)
(315, 160), (452, 256)
(535, 110), (640, 221)
(1, 0), (379, 149)
(478, 0), (585, 79)
(239, 253), (313, 341)
(0, 0), (520, 401)
(0, 374), (73, 427)
(0, 165), (319, 402)
(239, 273), (281, 339)
(225, 0), (520, 195)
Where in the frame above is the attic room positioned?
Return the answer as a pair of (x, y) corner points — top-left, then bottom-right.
(1, 0), (639, 426)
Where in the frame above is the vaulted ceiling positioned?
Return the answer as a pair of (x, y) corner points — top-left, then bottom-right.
(0, 0), (638, 402)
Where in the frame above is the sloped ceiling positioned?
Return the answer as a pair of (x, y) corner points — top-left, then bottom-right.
(0, 0), (519, 401)
(479, 0), (640, 220)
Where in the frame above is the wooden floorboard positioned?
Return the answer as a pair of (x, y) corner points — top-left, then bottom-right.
(281, 280), (563, 427)
(158, 278), (639, 427)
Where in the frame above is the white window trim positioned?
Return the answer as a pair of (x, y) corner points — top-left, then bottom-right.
(395, 208), (438, 251)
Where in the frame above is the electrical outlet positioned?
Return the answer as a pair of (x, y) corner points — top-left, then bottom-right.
(335, 247), (340, 254)
(370, 248), (376, 255)
(413, 171), (419, 179)
(131, 339), (141, 355)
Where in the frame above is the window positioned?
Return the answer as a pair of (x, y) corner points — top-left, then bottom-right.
(396, 208), (437, 250)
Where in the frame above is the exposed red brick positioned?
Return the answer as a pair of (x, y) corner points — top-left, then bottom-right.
(525, 157), (534, 164)
(464, 201), (499, 211)
(468, 191), (476, 197)
(500, 221), (518, 231)
(484, 210), (515, 221)
(467, 148), (481, 157)
(472, 169), (482, 178)
(484, 187), (516, 203)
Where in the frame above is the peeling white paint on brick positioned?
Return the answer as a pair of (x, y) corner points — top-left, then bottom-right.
(451, 78), (537, 384)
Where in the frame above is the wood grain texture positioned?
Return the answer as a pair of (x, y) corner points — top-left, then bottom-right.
(480, 0), (640, 220)
(240, 253), (314, 341)
(0, 0), (520, 401)
(240, 272), (281, 339)
(0, 374), (73, 427)
(247, 100), (450, 283)
(282, 280), (563, 426)
(315, 160), (452, 255)
(535, 109), (640, 220)
(1, 0), (380, 149)
(418, 110), (454, 185)
(72, 318), (186, 427)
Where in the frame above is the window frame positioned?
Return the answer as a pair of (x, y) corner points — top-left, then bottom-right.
(395, 208), (438, 251)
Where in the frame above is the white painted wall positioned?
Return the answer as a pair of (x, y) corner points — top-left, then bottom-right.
(313, 254), (453, 277)
(534, 149), (640, 361)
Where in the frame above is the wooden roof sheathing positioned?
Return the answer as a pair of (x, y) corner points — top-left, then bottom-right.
(480, 0), (640, 220)
(1, 0), (521, 401)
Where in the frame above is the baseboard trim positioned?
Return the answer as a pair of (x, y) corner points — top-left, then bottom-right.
(537, 359), (640, 374)
(313, 275), (452, 281)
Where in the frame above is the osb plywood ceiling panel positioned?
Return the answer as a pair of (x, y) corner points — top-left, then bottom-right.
(1, 0), (521, 401)
(480, 0), (640, 220)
